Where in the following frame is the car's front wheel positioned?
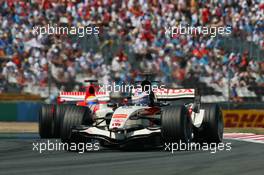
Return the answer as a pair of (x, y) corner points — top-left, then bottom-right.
(60, 106), (93, 143)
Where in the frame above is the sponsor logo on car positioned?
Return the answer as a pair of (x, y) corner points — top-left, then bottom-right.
(112, 114), (128, 119)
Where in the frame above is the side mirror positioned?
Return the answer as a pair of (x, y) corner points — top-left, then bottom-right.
(107, 103), (117, 108)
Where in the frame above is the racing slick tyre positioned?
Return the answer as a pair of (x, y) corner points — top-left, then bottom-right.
(61, 106), (93, 143)
(39, 104), (55, 138)
(53, 104), (71, 138)
(194, 104), (223, 143)
(161, 105), (192, 144)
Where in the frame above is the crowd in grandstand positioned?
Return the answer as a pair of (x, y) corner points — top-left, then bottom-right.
(0, 0), (263, 100)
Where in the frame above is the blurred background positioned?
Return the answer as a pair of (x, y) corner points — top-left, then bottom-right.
(0, 0), (263, 112)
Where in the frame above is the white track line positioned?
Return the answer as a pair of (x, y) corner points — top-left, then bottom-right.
(224, 133), (264, 144)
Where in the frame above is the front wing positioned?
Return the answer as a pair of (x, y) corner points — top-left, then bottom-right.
(71, 126), (162, 146)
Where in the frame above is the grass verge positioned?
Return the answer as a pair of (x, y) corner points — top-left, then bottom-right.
(0, 122), (38, 133)
(224, 128), (264, 134)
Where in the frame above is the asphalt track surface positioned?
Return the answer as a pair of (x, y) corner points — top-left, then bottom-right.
(0, 133), (263, 175)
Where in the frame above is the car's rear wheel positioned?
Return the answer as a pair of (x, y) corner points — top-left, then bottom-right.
(53, 105), (71, 138)
(161, 105), (192, 144)
(194, 104), (223, 143)
(60, 106), (93, 143)
(39, 104), (55, 138)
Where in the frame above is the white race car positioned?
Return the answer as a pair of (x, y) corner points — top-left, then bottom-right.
(60, 79), (224, 149)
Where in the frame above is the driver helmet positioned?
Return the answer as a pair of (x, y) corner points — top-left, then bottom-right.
(132, 91), (150, 105)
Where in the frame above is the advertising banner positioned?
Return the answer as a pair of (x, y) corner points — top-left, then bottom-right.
(223, 110), (264, 128)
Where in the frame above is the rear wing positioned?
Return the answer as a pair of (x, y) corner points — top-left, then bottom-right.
(58, 92), (85, 102)
(58, 91), (110, 103)
(154, 88), (196, 100)
(131, 88), (196, 100)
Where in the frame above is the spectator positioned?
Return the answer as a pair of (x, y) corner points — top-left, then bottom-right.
(0, 0), (262, 101)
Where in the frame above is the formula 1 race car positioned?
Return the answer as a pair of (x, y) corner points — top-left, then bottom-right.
(39, 80), (113, 139)
(59, 76), (224, 149)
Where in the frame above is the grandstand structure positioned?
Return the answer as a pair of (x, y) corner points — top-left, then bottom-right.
(0, 0), (263, 104)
